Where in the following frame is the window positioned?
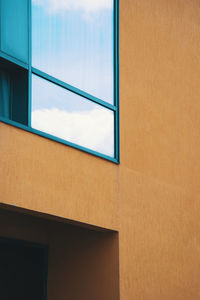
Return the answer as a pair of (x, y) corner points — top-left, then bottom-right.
(0, 0), (119, 162)
(0, 237), (48, 300)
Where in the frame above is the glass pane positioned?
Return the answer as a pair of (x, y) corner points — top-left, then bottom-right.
(0, 0), (29, 63)
(32, 0), (113, 104)
(0, 69), (11, 119)
(0, 57), (28, 125)
(0, 239), (47, 300)
(31, 75), (114, 157)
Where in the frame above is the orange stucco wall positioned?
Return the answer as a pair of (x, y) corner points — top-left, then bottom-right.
(1, 0), (200, 299)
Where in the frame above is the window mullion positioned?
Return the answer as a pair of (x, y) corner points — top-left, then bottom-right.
(31, 67), (117, 112)
(28, 0), (32, 127)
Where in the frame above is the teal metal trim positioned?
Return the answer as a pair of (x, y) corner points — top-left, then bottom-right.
(28, 0), (31, 65)
(28, 0), (32, 126)
(114, 0), (120, 162)
(32, 67), (116, 112)
(0, 0), (1, 52)
(28, 71), (32, 126)
(113, 0), (116, 108)
(0, 117), (119, 164)
(0, 51), (29, 69)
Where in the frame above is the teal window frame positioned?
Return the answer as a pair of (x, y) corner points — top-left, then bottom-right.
(0, 0), (119, 164)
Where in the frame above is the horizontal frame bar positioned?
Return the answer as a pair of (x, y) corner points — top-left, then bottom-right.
(0, 117), (119, 164)
(0, 51), (29, 70)
(32, 67), (117, 112)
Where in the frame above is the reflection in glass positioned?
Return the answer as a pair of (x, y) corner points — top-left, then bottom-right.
(0, 70), (11, 119)
(1, 0), (28, 63)
(0, 58), (28, 125)
(32, 0), (114, 103)
(31, 75), (114, 157)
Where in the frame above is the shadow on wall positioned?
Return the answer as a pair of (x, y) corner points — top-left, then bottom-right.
(0, 205), (119, 300)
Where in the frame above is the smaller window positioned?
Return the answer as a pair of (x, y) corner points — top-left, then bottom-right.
(0, 57), (28, 125)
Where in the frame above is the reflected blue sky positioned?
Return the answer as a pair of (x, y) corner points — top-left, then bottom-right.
(31, 75), (114, 157)
(32, 0), (114, 103)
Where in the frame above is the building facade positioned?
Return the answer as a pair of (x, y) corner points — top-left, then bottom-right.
(1, 0), (200, 299)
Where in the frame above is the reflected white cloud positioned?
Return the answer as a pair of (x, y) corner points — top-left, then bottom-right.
(32, 0), (112, 14)
(32, 107), (114, 157)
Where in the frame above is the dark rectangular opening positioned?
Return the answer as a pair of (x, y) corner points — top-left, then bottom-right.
(0, 237), (48, 300)
(0, 206), (119, 300)
(0, 57), (28, 125)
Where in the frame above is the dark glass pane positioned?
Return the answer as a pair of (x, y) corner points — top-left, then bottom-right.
(31, 75), (114, 157)
(0, 238), (47, 300)
(0, 70), (11, 119)
(0, 58), (28, 125)
(1, 0), (29, 63)
(32, 0), (114, 103)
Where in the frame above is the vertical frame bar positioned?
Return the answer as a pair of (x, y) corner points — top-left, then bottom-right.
(28, 0), (32, 127)
(0, 0), (1, 52)
(113, 0), (116, 108)
(114, 0), (120, 162)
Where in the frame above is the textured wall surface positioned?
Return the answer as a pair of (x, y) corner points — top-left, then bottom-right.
(119, 0), (200, 299)
(1, 0), (200, 299)
(0, 122), (118, 230)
